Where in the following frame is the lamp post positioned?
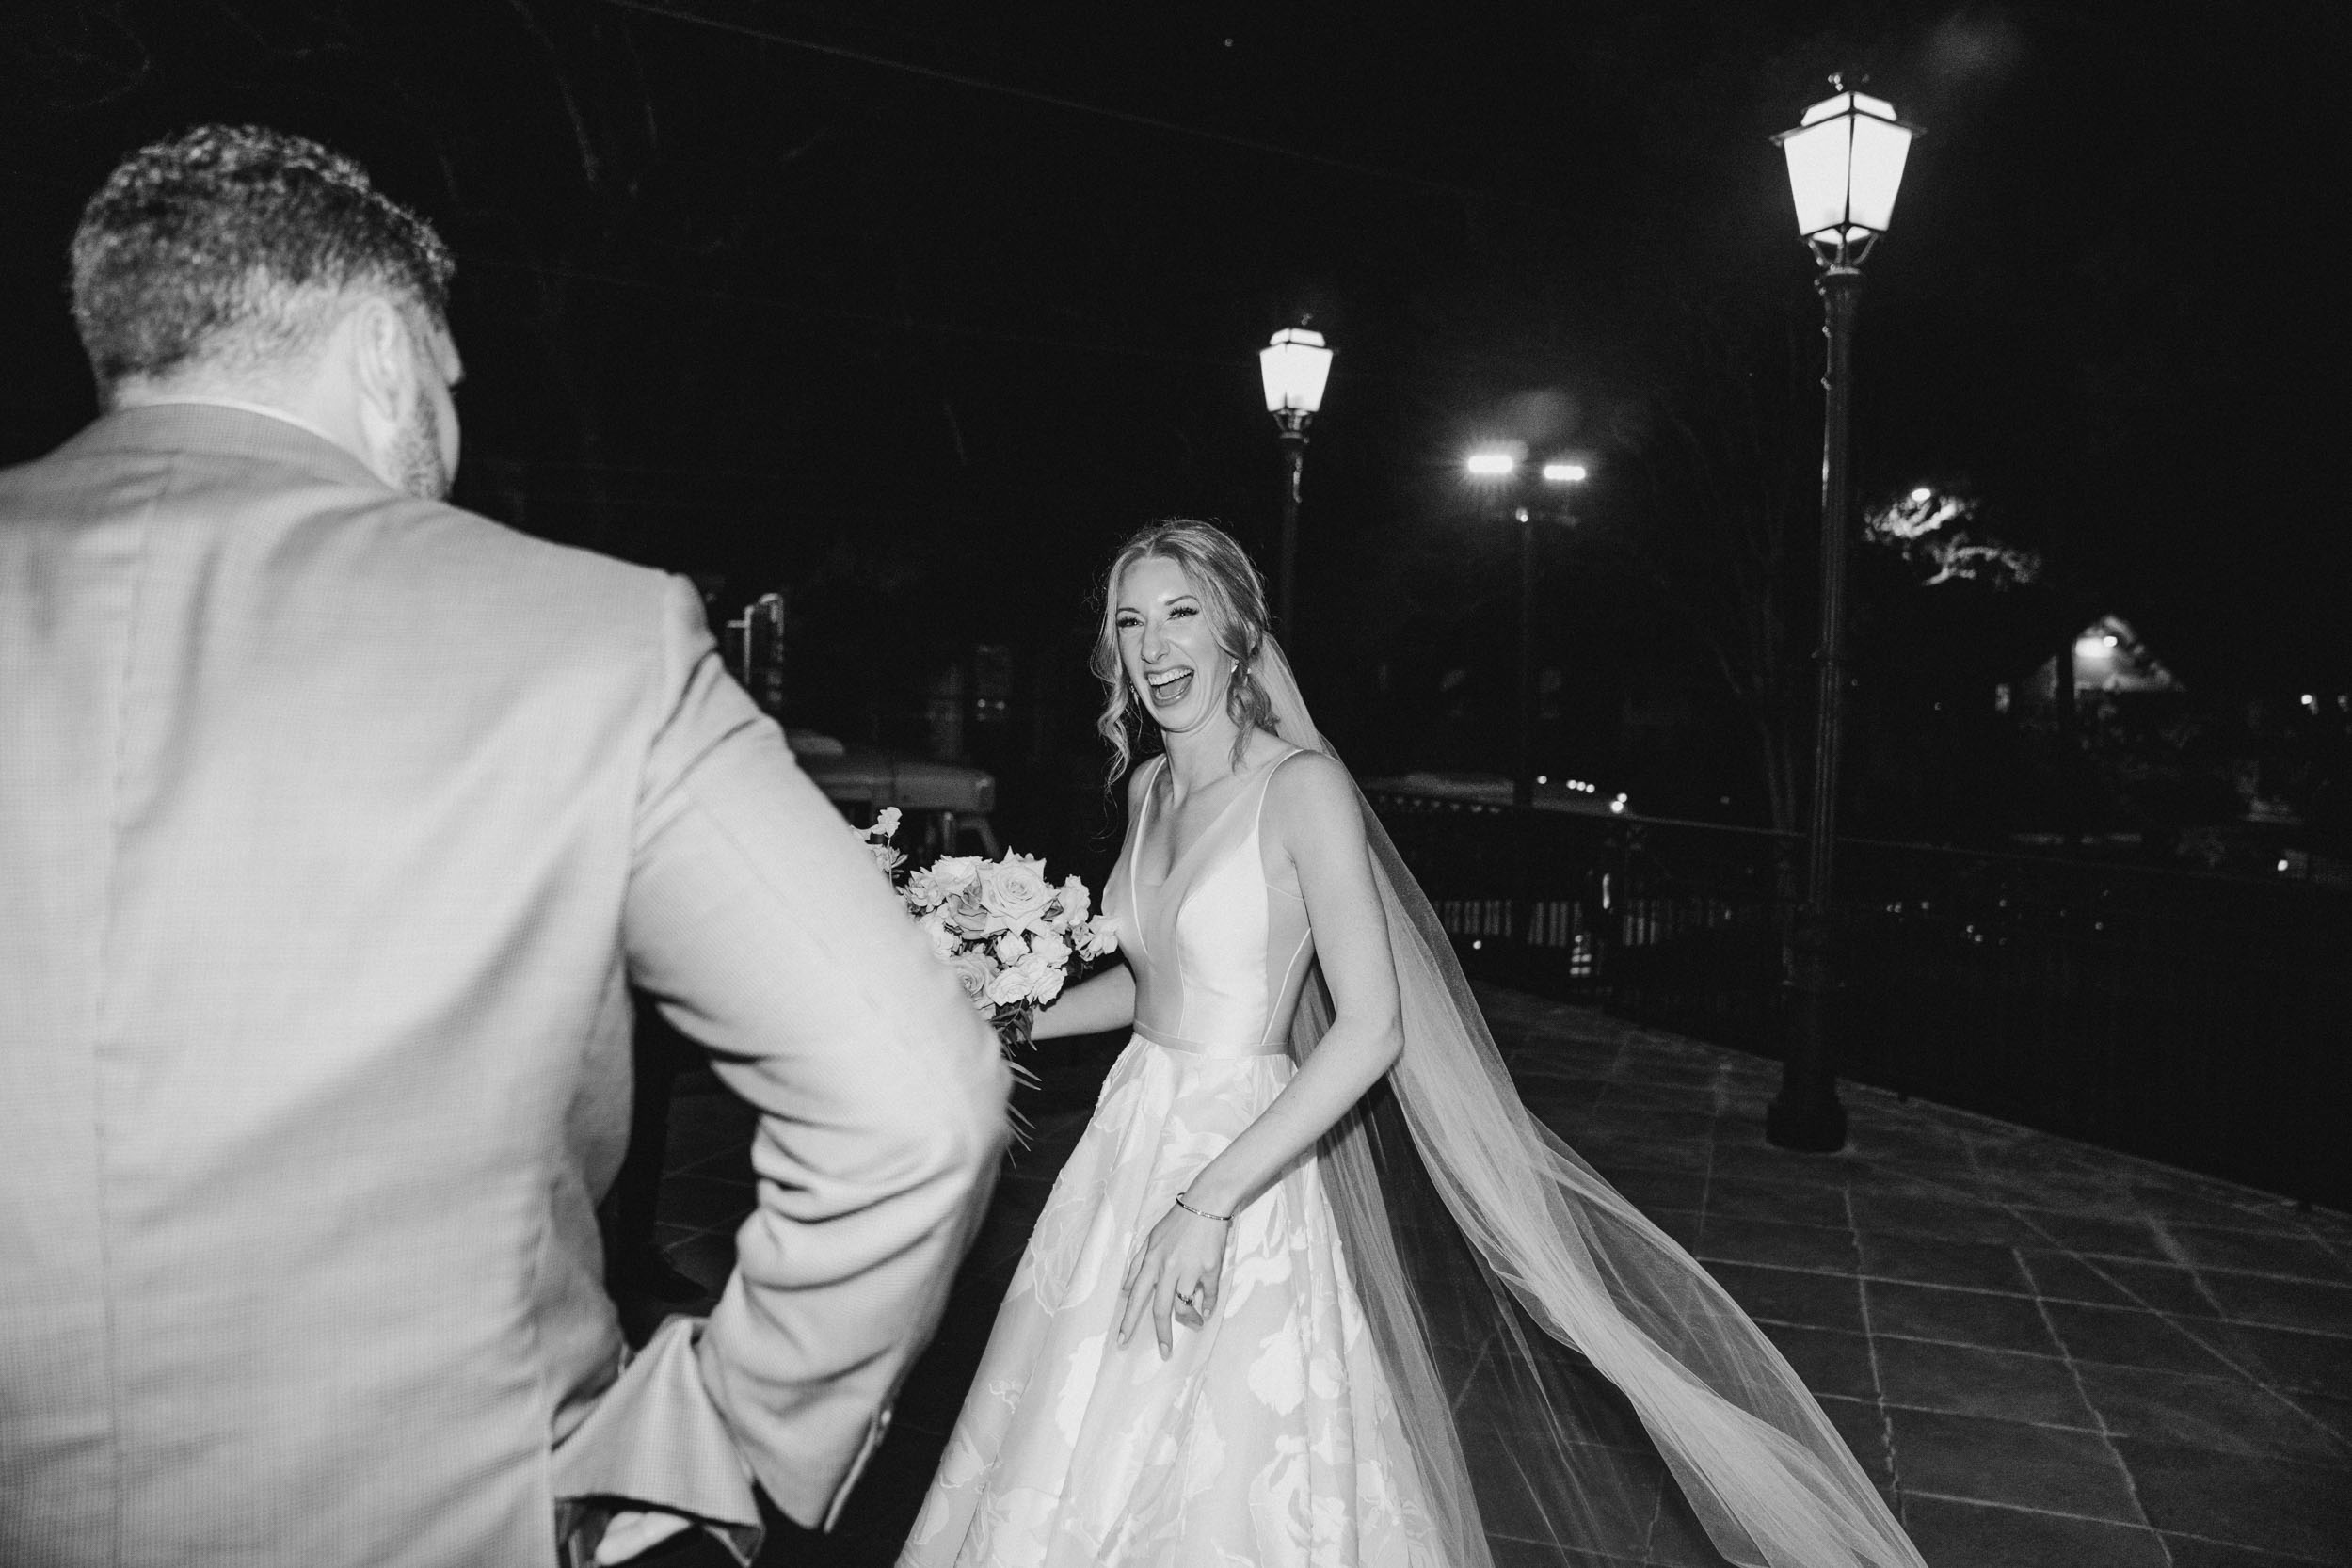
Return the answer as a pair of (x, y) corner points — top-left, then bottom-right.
(1259, 325), (1334, 638)
(1765, 77), (1920, 1153)
(1469, 451), (1586, 959)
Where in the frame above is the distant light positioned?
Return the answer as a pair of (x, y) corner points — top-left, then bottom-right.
(2278, 859), (2292, 873)
(1541, 462), (1588, 484)
(1910, 486), (1933, 503)
(1609, 798), (1626, 814)
(2103, 635), (2119, 648)
(1470, 938), (1483, 950)
(2301, 694), (2317, 710)
(1466, 452), (1516, 477)
(1536, 775), (1547, 784)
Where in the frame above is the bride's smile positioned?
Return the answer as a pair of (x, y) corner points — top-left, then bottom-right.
(1144, 665), (1192, 707)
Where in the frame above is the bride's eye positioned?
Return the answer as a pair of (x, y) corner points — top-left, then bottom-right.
(1169, 605), (1197, 619)
(1115, 615), (1141, 631)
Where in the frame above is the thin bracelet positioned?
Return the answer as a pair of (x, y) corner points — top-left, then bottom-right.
(1174, 1191), (1233, 1224)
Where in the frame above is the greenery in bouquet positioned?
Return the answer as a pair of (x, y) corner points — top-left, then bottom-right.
(859, 809), (1118, 1048)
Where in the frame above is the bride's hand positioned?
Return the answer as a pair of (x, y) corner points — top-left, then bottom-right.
(1117, 1200), (1229, 1359)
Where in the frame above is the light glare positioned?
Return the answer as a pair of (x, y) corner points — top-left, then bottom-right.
(1465, 453), (1516, 477)
(1541, 462), (1588, 483)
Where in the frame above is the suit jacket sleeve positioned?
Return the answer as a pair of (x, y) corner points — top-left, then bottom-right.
(566, 576), (1010, 1536)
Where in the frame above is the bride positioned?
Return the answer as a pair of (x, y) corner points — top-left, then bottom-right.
(900, 521), (1924, 1568)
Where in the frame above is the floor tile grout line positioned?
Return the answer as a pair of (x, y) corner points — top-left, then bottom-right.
(1848, 1181), (1906, 1514)
(1899, 1485), (2167, 1531)
(2025, 1261), (2166, 1542)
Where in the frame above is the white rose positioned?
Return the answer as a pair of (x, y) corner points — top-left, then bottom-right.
(1056, 875), (1093, 924)
(985, 964), (1033, 1008)
(980, 855), (1054, 930)
(1024, 953), (1066, 1006)
(950, 952), (997, 1010)
(1078, 916), (1119, 960)
(995, 931), (1030, 964)
(868, 806), (903, 840)
(1030, 929), (1070, 969)
(929, 856), (984, 896)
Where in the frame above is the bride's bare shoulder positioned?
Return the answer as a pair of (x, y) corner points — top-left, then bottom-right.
(1262, 748), (1359, 832)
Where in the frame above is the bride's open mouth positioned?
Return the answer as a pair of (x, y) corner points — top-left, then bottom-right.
(1145, 667), (1193, 706)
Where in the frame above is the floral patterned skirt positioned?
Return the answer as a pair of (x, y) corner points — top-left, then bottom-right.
(901, 1036), (1447, 1568)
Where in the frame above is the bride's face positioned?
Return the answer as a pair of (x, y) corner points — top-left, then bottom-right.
(1114, 555), (1236, 740)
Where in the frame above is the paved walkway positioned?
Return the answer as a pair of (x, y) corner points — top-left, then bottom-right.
(634, 986), (2352, 1567)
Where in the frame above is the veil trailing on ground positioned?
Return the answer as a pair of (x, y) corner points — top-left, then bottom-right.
(1253, 636), (1924, 1568)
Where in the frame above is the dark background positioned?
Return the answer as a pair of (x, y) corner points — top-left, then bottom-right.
(5, 0), (2344, 871)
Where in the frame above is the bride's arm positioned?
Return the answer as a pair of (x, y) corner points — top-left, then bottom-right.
(1032, 962), (1134, 1040)
(1118, 751), (1401, 1355)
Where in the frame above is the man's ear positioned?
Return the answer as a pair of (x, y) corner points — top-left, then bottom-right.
(349, 296), (413, 419)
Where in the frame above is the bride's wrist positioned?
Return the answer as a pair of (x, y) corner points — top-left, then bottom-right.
(1178, 1176), (1246, 1220)
(1173, 1190), (1232, 1224)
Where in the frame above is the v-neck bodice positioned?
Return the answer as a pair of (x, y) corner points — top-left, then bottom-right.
(1106, 749), (1315, 1058)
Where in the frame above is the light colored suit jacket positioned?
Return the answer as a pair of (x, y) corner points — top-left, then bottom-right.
(0, 406), (1010, 1566)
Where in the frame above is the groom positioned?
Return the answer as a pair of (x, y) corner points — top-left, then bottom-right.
(0, 126), (1009, 1566)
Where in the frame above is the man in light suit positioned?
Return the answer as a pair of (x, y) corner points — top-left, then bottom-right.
(0, 125), (1010, 1566)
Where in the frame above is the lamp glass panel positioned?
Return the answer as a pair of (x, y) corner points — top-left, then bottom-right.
(1259, 329), (1333, 414)
(1781, 116), (1852, 236)
(1257, 347), (1288, 412)
(1846, 113), (1913, 232)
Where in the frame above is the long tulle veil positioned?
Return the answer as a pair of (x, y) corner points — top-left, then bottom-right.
(1252, 636), (1925, 1568)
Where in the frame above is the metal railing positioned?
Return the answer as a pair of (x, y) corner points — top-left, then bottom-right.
(1368, 792), (2352, 1209)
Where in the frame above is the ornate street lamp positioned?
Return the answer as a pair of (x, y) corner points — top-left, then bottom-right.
(1766, 78), (1921, 1154)
(1259, 325), (1334, 637)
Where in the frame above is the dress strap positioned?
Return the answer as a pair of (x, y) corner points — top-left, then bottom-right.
(1125, 755), (1165, 958)
(1252, 747), (1311, 899)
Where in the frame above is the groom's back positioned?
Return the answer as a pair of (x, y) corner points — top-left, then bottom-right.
(0, 406), (673, 1565)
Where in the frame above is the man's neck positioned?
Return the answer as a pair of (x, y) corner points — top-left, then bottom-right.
(114, 391), (344, 453)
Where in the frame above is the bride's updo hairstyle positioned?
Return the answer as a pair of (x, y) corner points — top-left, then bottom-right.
(1092, 520), (1280, 783)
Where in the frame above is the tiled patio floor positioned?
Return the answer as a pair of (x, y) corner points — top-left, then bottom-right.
(632, 986), (2352, 1567)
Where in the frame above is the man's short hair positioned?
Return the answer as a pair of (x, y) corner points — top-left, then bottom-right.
(70, 124), (455, 399)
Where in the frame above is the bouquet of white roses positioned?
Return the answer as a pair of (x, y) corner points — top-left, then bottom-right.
(860, 808), (1118, 1046)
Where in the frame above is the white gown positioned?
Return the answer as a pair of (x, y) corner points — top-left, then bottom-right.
(901, 747), (1446, 1567)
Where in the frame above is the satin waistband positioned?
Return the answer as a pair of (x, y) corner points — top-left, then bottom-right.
(1134, 1023), (1289, 1059)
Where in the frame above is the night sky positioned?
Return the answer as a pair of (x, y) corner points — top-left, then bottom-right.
(4, 1), (2343, 823)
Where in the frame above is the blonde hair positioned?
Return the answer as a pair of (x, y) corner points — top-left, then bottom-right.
(1092, 520), (1281, 786)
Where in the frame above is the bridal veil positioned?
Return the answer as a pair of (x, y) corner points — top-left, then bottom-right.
(1254, 636), (1924, 1568)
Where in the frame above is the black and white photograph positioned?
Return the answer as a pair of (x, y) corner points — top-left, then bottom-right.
(3, 4), (2345, 1566)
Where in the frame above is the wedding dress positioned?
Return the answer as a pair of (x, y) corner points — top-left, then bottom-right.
(902, 744), (1444, 1566)
(903, 642), (1927, 1568)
